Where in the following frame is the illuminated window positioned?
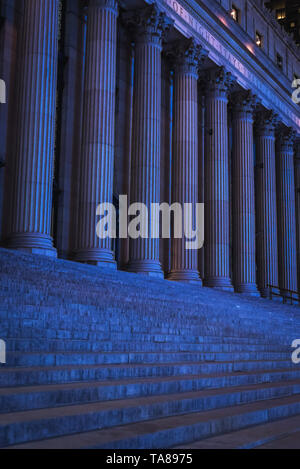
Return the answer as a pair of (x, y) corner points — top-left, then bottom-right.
(276, 8), (286, 20)
(291, 22), (296, 28)
(276, 53), (283, 70)
(255, 31), (263, 48)
(230, 5), (240, 23)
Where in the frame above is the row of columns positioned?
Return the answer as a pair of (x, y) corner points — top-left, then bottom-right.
(5, 0), (300, 297)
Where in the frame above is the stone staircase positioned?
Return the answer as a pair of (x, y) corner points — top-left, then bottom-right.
(0, 247), (300, 449)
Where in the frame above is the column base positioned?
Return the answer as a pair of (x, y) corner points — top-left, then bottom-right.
(74, 248), (117, 269)
(281, 290), (299, 304)
(7, 233), (57, 258)
(204, 276), (234, 292)
(126, 260), (164, 279)
(235, 283), (261, 297)
(259, 287), (270, 299)
(167, 270), (202, 285)
(259, 287), (284, 302)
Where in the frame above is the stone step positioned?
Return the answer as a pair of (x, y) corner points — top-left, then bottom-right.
(256, 430), (300, 448)
(0, 312), (297, 343)
(4, 300), (296, 330)
(2, 288), (299, 325)
(174, 414), (300, 449)
(3, 338), (292, 353)
(2, 294), (297, 329)
(0, 255), (293, 304)
(1, 370), (300, 413)
(2, 320), (292, 345)
(1, 333), (295, 351)
(0, 362), (297, 388)
(0, 252), (295, 300)
(1, 247), (300, 449)
(2, 323), (295, 345)
(1, 316), (295, 344)
(4, 351), (292, 367)
(1, 248), (299, 312)
(3, 393), (300, 449)
(3, 323), (291, 341)
(0, 315), (297, 343)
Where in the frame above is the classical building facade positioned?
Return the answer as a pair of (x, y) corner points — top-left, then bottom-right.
(0, 0), (300, 298)
(266, 1), (300, 46)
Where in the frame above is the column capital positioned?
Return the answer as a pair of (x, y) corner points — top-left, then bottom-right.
(276, 125), (296, 153)
(231, 90), (259, 119)
(202, 66), (235, 99)
(122, 3), (173, 47)
(89, 0), (118, 14)
(166, 38), (208, 77)
(255, 108), (278, 136)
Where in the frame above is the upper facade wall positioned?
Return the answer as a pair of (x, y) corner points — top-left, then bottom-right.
(216, 0), (300, 79)
(155, 0), (300, 132)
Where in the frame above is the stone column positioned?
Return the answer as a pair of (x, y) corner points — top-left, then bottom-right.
(0, 0), (18, 241)
(167, 39), (206, 283)
(295, 139), (300, 292)
(126, 4), (172, 277)
(115, 24), (134, 270)
(56, 0), (86, 260)
(255, 109), (279, 297)
(276, 126), (298, 296)
(7, 0), (59, 256)
(203, 66), (233, 290)
(160, 57), (172, 275)
(75, 0), (118, 267)
(198, 91), (205, 282)
(231, 90), (259, 295)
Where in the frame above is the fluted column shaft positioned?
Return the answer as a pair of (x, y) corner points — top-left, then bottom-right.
(255, 111), (279, 296)
(231, 91), (259, 295)
(198, 92), (205, 281)
(168, 41), (205, 283)
(276, 127), (298, 294)
(126, 6), (171, 277)
(295, 140), (300, 292)
(204, 67), (233, 290)
(0, 0), (18, 240)
(116, 25), (134, 270)
(8, 0), (59, 256)
(160, 58), (172, 274)
(75, 0), (118, 266)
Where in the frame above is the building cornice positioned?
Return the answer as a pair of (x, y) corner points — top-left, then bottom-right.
(251, 0), (300, 55)
(147, 0), (300, 133)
